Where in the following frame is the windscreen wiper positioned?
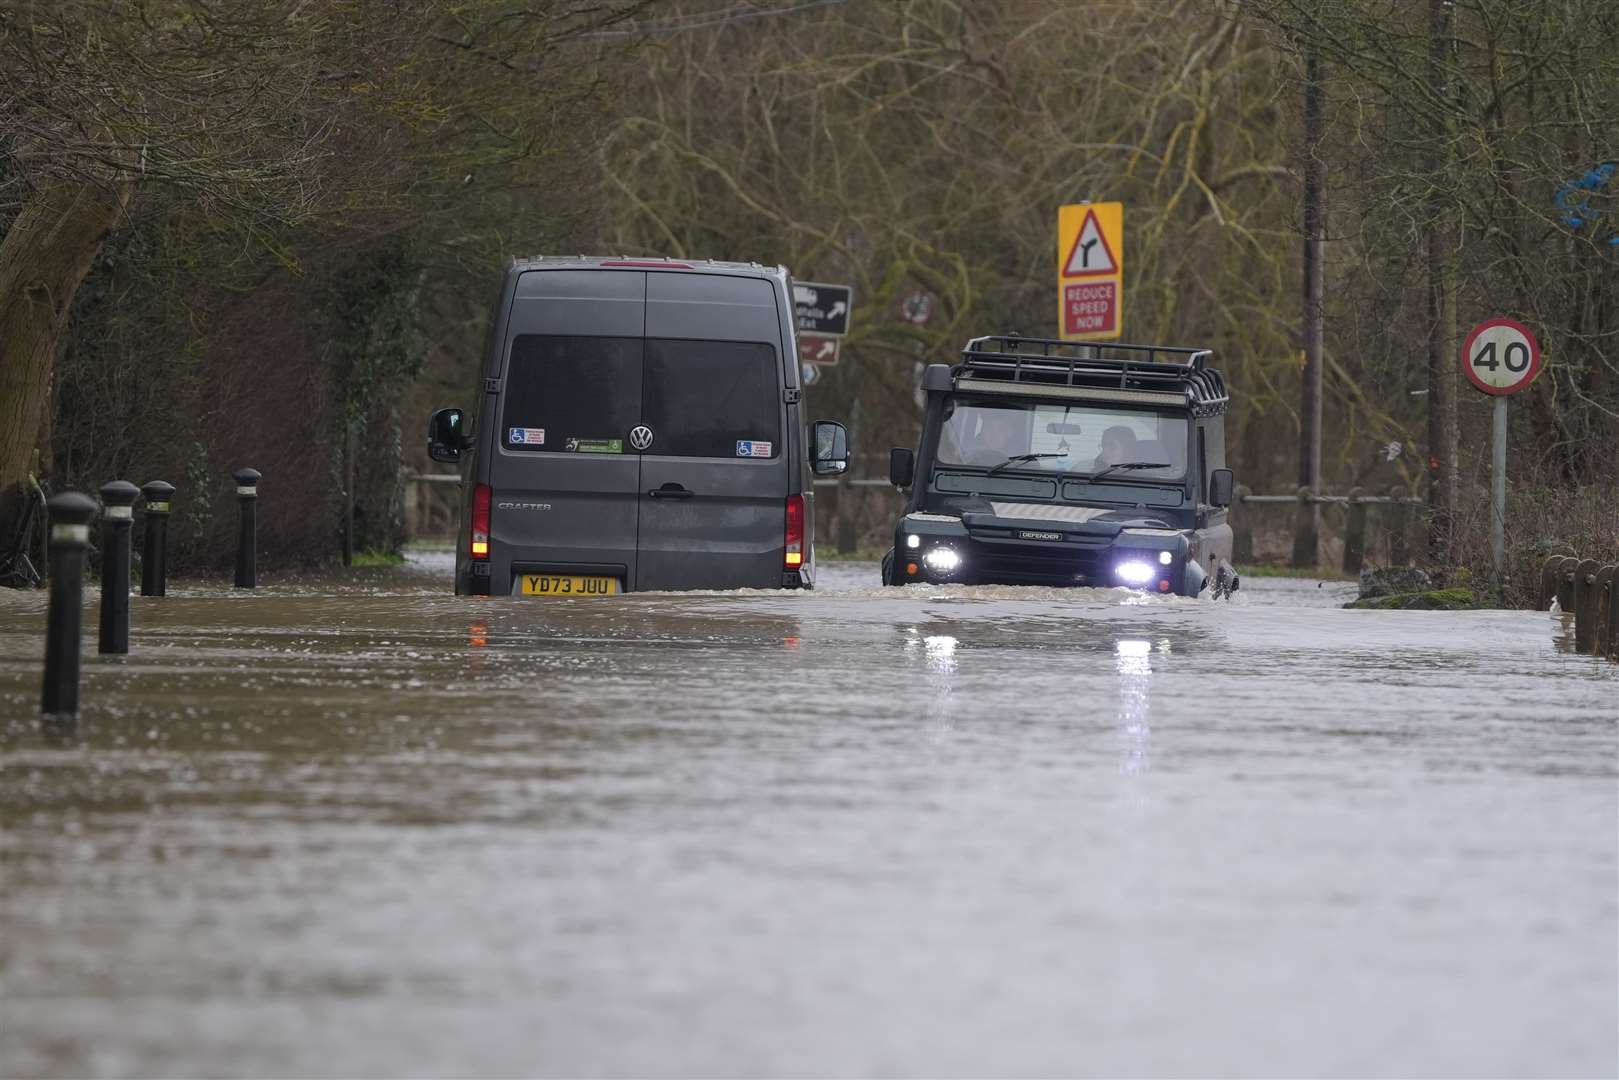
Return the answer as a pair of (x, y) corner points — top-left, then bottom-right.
(1088, 460), (1171, 482)
(984, 452), (1067, 477)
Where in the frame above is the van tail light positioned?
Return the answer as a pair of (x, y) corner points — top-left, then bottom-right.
(784, 494), (805, 569)
(470, 483), (491, 559)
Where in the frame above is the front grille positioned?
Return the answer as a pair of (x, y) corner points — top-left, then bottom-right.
(967, 537), (1109, 586)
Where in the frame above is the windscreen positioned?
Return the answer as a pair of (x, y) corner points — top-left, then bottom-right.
(936, 398), (1188, 480)
(500, 335), (641, 453)
(642, 339), (781, 458)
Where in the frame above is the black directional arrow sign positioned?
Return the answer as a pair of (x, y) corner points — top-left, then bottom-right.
(793, 281), (853, 337)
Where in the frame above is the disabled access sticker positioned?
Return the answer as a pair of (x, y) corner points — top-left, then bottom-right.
(735, 440), (772, 458)
(508, 427), (545, 445)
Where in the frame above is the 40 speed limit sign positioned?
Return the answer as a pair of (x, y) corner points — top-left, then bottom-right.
(1462, 317), (1541, 395)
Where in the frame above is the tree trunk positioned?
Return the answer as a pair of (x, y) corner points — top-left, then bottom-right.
(0, 177), (132, 529)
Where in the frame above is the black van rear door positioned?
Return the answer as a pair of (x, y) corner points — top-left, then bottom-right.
(489, 270), (645, 592)
(636, 274), (789, 591)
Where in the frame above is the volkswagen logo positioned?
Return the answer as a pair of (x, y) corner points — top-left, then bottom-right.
(628, 425), (654, 451)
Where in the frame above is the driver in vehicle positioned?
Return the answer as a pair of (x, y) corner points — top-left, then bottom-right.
(962, 409), (1031, 467)
(1094, 425), (1138, 471)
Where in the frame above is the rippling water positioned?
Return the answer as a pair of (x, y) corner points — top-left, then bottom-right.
(1, 555), (1614, 1077)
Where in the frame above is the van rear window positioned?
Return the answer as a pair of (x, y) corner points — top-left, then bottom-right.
(499, 335), (780, 457)
(501, 336), (641, 452)
(642, 339), (781, 458)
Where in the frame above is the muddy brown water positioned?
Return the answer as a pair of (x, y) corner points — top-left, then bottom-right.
(1, 555), (1615, 1078)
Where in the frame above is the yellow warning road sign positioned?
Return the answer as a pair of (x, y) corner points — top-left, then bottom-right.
(1057, 202), (1123, 340)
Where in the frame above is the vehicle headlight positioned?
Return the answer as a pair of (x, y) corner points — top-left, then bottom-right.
(1113, 559), (1155, 586)
(1158, 550), (1173, 566)
(923, 547), (962, 574)
(905, 533), (921, 549)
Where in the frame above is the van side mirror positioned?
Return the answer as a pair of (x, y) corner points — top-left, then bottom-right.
(1209, 467), (1234, 507)
(429, 407), (468, 464)
(889, 447), (915, 488)
(810, 420), (849, 476)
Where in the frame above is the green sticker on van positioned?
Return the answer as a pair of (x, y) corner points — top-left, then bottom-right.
(564, 437), (623, 454)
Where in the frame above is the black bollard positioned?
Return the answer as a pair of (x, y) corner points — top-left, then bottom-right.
(98, 481), (140, 655)
(42, 492), (99, 718)
(233, 467), (260, 589)
(140, 480), (175, 597)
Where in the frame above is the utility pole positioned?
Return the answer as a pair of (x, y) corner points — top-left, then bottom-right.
(1425, 0), (1458, 557)
(1296, 44), (1326, 568)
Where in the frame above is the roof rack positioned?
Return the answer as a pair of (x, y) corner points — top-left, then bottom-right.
(955, 334), (1228, 415)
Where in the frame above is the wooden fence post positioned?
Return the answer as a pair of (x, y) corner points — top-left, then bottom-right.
(1573, 559), (1602, 654)
(1593, 566), (1616, 658)
(1557, 558), (1578, 612)
(403, 477), (421, 539)
(1232, 485), (1253, 564)
(1607, 567), (1619, 661)
(1387, 485), (1411, 566)
(1290, 486), (1317, 569)
(1342, 487), (1367, 575)
(836, 473), (856, 554)
(1539, 556), (1564, 610)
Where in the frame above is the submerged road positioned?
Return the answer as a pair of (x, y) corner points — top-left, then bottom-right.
(1, 556), (1615, 1077)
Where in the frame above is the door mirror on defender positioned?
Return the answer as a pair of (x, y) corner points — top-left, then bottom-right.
(1208, 467), (1234, 507)
(889, 447), (915, 488)
(810, 420), (850, 476)
(428, 407), (467, 464)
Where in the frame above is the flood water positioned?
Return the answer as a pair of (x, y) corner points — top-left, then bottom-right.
(1, 555), (1615, 1078)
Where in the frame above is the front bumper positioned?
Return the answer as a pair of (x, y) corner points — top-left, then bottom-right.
(892, 514), (1199, 594)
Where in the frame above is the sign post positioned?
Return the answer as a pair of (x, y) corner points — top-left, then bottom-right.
(793, 281), (853, 374)
(1461, 317), (1542, 577)
(1056, 202), (1124, 340)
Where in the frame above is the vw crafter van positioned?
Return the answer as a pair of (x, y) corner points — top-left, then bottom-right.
(428, 256), (850, 596)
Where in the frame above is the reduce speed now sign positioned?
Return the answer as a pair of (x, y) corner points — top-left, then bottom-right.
(1462, 317), (1541, 395)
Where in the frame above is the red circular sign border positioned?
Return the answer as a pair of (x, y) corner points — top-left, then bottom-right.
(1461, 316), (1541, 397)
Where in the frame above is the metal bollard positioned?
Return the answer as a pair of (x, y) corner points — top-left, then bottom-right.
(233, 467), (260, 588)
(98, 481), (139, 655)
(140, 480), (175, 597)
(42, 492), (98, 718)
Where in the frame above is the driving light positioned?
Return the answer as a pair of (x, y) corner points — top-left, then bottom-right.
(906, 533), (921, 549)
(1114, 559), (1155, 586)
(923, 547), (962, 574)
(1158, 550), (1173, 566)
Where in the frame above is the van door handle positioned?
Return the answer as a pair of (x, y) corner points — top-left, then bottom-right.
(648, 484), (694, 500)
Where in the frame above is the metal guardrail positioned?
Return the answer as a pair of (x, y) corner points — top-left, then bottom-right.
(409, 472), (894, 490)
(1540, 557), (1619, 661)
(811, 478), (893, 488)
(1234, 485), (1423, 573)
(403, 472), (1432, 574)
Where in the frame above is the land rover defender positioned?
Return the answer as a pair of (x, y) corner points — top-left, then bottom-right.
(882, 335), (1238, 597)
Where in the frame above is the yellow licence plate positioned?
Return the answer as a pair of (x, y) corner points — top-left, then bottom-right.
(520, 574), (619, 597)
